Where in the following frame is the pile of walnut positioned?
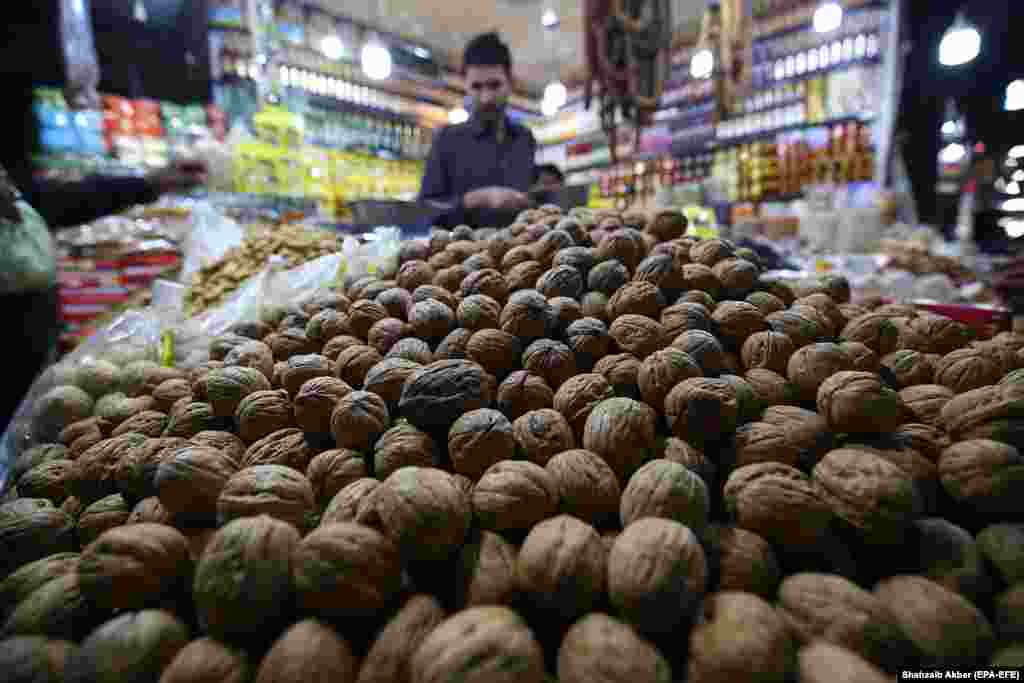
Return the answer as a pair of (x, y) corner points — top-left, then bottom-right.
(4, 205), (1024, 683)
(184, 222), (341, 316)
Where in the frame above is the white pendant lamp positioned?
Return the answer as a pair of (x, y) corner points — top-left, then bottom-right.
(813, 1), (843, 34)
(690, 49), (714, 79)
(1005, 80), (1024, 112)
(544, 81), (567, 109)
(448, 107), (469, 125)
(362, 39), (392, 80)
(320, 34), (345, 61)
(938, 12), (981, 67)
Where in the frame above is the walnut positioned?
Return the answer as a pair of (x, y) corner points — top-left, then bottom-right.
(0, 553), (79, 622)
(778, 573), (916, 671)
(553, 373), (616, 438)
(688, 591), (795, 683)
(373, 423), (440, 480)
(446, 409), (515, 479)
(582, 397), (658, 480)
(76, 494), (131, 550)
(334, 344), (384, 388)
(812, 448), (922, 543)
(321, 478), (380, 526)
(306, 308), (351, 345)
(702, 524), (780, 597)
(746, 291), (786, 316)
(597, 230), (644, 272)
(466, 328), (522, 378)
(891, 423), (951, 463)
(292, 376), (352, 434)
(399, 360), (496, 433)
(844, 439), (940, 514)
(741, 331), (795, 374)
(17, 460), (74, 505)
(241, 428), (316, 471)
(548, 296), (583, 337)
(536, 265), (584, 300)
(457, 294), (501, 331)
(724, 463), (832, 548)
(235, 390), (293, 443)
(306, 449), (368, 507)
(407, 300), (455, 343)
(899, 384), (955, 428)
(253, 619), (357, 683)
(910, 314), (974, 355)
(744, 368), (799, 409)
(816, 371), (905, 434)
(690, 238), (735, 267)
(664, 377), (739, 446)
(712, 301), (768, 349)
(292, 522), (403, 620)
(660, 302), (713, 343)
(587, 260), (630, 295)
(494, 371), (553, 420)
(454, 530), (518, 609)
(409, 606), (546, 683)
(69, 433), (148, 503)
(347, 299), (389, 339)
(329, 389), (389, 454)
(787, 343), (854, 403)
(433, 328), (473, 361)
(672, 330), (726, 376)
(157, 637), (251, 683)
(620, 459), (709, 533)
(11, 445), (70, 485)
(592, 353), (641, 399)
(505, 261), (546, 292)
(357, 595), (446, 683)
(461, 268), (509, 302)
(938, 440), (1024, 515)
(607, 281), (665, 321)
(473, 460), (558, 533)
(155, 445), (239, 523)
(516, 515), (605, 620)
(581, 292), (611, 322)
(322, 334), (363, 361)
(544, 449), (621, 527)
(607, 518), (707, 635)
(397, 260), (436, 291)
(631, 351), (701, 417)
(678, 289), (716, 308)
(681, 263), (722, 299)
(873, 576), (995, 667)
(127, 496), (171, 525)
(66, 609), (189, 683)
(933, 348), (1002, 393)
(0, 499), (75, 577)
(511, 408), (575, 466)
(976, 523), (1024, 586)
(386, 338), (432, 365)
(371, 467), (471, 562)
(366, 318), (409, 355)
(609, 314), (665, 359)
(553, 249), (597, 282)
(499, 289), (553, 340)
(557, 612), (671, 683)
(797, 642), (891, 683)
(217, 465), (316, 530)
(77, 523), (190, 609)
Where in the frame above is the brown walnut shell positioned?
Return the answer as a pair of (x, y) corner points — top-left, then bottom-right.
(582, 397), (658, 480)
(496, 371), (553, 420)
(0, 499), (75, 577)
(241, 428), (316, 471)
(330, 390), (390, 452)
(938, 439), (1024, 515)
(473, 460), (559, 533)
(76, 493), (132, 548)
(66, 609), (189, 683)
(545, 449), (621, 527)
(553, 373), (616, 437)
(515, 515), (606, 620)
(374, 423), (440, 480)
(723, 463), (832, 548)
(448, 409), (516, 479)
(521, 339), (577, 389)
(252, 619), (357, 683)
(77, 522), (191, 610)
(557, 612), (671, 683)
(702, 524), (781, 598)
(609, 314), (665, 359)
(357, 595), (446, 683)
(334, 345), (384, 388)
(155, 446), (239, 522)
(292, 522), (403, 618)
(453, 530), (517, 609)
(934, 348), (1003, 393)
(217, 465), (316, 530)
(398, 360), (496, 433)
(321, 478), (380, 526)
(620, 459), (709, 533)
(664, 377), (739, 446)
(512, 408), (575, 466)
(70, 433), (148, 503)
(293, 376), (353, 434)
(306, 449), (368, 507)
(816, 371), (905, 434)
(607, 517), (707, 636)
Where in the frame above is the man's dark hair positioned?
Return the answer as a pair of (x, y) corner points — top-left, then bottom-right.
(536, 163), (564, 182)
(463, 32), (512, 74)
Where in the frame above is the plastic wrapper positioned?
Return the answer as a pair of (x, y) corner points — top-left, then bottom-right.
(0, 198), (57, 295)
(0, 309), (168, 490)
(178, 201), (246, 284)
(59, 0), (101, 110)
(336, 227), (401, 288)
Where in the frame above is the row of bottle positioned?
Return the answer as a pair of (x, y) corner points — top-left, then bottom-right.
(753, 0), (880, 39)
(752, 32), (881, 88)
(741, 82), (807, 115)
(304, 112), (433, 159)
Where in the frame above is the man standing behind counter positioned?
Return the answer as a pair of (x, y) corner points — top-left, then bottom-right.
(419, 32), (537, 228)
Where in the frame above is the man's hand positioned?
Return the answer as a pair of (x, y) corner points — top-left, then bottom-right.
(148, 159), (209, 196)
(463, 186), (531, 211)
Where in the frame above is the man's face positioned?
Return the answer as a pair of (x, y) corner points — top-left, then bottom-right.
(466, 65), (511, 118)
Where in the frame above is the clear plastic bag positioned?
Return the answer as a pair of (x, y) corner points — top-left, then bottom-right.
(178, 201), (246, 284)
(336, 227), (401, 288)
(59, 0), (101, 110)
(0, 199), (58, 295)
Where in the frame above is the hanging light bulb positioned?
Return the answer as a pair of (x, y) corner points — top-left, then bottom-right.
(939, 142), (967, 164)
(1007, 181), (1022, 195)
(1005, 80), (1024, 112)
(691, 49), (714, 79)
(320, 35), (345, 61)
(938, 13), (981, 67)
(941, 120), (958, 136)
(448, 107), (469, 125)
(1010, 145), (1024, 159)
(813, 1), (843, 34)
(544, 81), (567, 109)
(542, 9), (559, 28)
(362, 39), (392, 80)
(541, 98), (559, 117)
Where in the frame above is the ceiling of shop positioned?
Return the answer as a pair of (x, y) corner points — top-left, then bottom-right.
(315, 0), (708, 96)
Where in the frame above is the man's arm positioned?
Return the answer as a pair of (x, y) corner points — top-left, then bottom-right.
(22, 175), (160, 229)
